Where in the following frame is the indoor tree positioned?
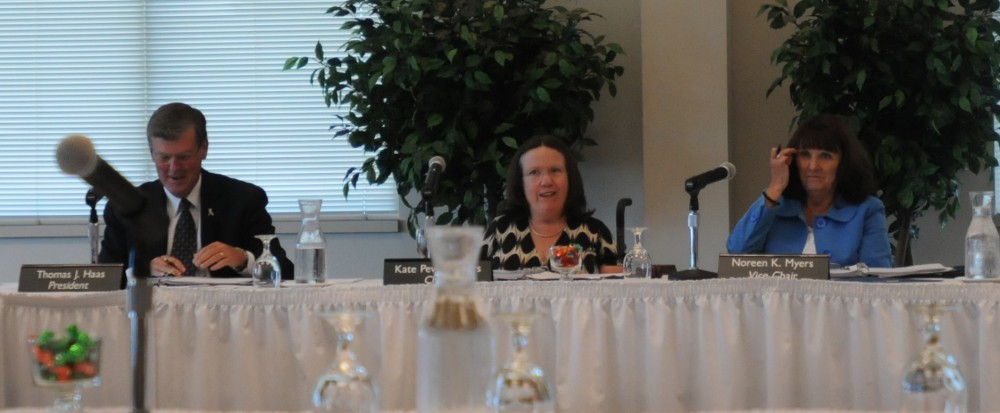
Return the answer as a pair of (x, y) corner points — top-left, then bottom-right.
(285, 0), (624, 235)
(760, 0), (1000, 265)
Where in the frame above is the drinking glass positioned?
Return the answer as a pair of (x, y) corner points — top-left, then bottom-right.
(901, 302), (967, 413)
(548, 245), (582, 281)
(253, 234), (281, 288)
(28, 337), (101, 413)
(487, 312), (554, 413)
(313, 311), (377, 413)
(622, 227), (653, 279)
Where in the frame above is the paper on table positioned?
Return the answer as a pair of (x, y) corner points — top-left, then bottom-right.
(831, 263), (953, 278)
(157, 276), (253, 286)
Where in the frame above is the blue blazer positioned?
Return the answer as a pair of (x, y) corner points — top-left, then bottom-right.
(726, 194), (893, 268)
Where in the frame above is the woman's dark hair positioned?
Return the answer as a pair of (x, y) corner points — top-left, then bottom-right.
(784, 114), (877, 204)
(501, 135), (592, 221)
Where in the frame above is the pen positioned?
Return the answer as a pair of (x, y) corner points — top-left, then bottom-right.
(775, 144), (781, 158)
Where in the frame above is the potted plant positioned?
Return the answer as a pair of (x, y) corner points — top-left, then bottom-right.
(760, 0), (1000, 265)
(285, 0), (624, 234)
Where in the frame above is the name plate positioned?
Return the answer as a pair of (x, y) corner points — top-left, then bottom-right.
(718, 254), (829, 280)
(19, 264), (124, 292)
(383, 259), (493, 285)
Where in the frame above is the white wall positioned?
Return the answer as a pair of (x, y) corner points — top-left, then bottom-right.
(641, 0), (730, 271)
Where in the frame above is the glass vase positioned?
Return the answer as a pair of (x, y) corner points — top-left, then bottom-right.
(964, 191), (1000, 279)
(416, 226), (494, 413)
(296, 199), (327, 283)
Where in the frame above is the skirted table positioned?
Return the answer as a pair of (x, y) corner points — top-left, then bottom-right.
(1, 278), (998, 412)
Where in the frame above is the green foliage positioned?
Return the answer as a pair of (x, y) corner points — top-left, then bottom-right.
(760, 0), (1000, 264)
(285, 0), (623, 235)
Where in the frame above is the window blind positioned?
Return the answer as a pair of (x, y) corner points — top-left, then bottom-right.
(0, 0), (397, 226)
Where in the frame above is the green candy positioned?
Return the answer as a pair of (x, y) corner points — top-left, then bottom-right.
(65, 343), (86, 363)
(37, 331), (54, 346)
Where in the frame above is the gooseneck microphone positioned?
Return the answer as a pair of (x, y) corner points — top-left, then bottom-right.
(684, 162), (736, 193)
(57, 135), (146, 217)
(56, 134), (159, 413)
(421, 156), (446, 199)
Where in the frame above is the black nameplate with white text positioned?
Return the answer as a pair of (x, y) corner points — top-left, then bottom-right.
(383, 259), (493, 285)
(19, 264), (124, 292)
(718, 254), (829, 280)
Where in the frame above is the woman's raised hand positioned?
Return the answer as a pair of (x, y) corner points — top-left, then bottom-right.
(766, 145), (796, 204)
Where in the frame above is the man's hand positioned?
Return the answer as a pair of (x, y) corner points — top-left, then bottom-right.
(194, 241), (247, 271)
(151, 255), (186, 277)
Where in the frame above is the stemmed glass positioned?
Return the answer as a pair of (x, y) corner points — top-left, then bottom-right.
(253, 234), (281, 288)
(901, 302), (967, 413)
(622, 227), (652, 279)
(313, 311), (377, 413)
(27, 337), (101, 413)
(548, 245), (582, 281)
(487, 312), (554, 413)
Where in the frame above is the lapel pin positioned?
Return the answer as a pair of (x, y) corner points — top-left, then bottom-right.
(208, 208), (215, 217)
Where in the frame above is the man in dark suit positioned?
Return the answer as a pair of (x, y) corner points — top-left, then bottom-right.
(99, 102), (293, 279)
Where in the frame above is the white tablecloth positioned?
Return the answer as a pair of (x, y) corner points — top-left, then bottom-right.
(2, 278), (999, 412)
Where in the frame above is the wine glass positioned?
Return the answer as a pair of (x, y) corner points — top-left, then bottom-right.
(548, 244), (582, 281)
(487, 312), (554, 413)
(253, 234), (281, 288)
(27, 336), (101, 413)
(622, 227), (653, 279)
(313, 311), (377, 413)
(901, 302), (967, 413)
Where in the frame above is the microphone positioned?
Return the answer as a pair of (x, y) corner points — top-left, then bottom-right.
(86, 188), (104, 224)
(684, 162), (736, 193)
(57, 135), (146, 217)
(421, 156), (446, 199)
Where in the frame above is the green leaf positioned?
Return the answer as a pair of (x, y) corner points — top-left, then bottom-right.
(959, 96), (971, 112)
(315, 41), (324, 61)
(544, 52), (558, 67)
(536, 86), (551, 102)
(494, 50), (510, 66)
(473, 71), (492, 85)
(427, 113), (444, 127)
(383, 56), (397, 75)
(446, 49), (458, 62)
(494, 123), (515, 134)
(283, 57), (302, 71)
(502, 137), (518, 149)
(967, 26), (978, 44)
(878, 95), (893, 110)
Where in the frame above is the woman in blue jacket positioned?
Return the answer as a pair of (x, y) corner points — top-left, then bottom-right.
(727, 114), (892, 268)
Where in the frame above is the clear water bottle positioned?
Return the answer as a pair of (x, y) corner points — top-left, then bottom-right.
(416, 226), (493, 413)
(295, 199), (327, 283)
(965, 191), (1000, 279)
